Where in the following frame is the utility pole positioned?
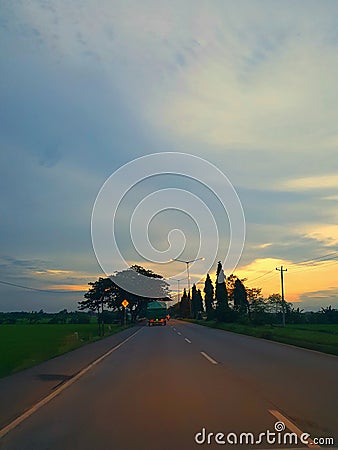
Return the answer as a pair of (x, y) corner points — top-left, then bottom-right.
(276, 266), (287, 327)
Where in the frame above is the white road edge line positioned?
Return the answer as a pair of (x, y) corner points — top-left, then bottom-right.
(200, 351), (218, 365)
(177, 332), (182, 335)
(0, 327), (143, 439)
(269, 409), (320, 448)
(185, 338), (191, 344)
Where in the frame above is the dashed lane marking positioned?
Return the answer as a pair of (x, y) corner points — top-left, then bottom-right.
(200, 351), (218, 365)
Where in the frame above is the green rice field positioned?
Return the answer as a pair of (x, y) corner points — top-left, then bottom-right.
(0, 323), (129, 378)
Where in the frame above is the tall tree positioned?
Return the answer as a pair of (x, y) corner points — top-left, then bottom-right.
(203, 274), (214, 320)
(191, 284), (204, 319)
(233, 278), (249, 316)
(180, 288), (190, 318)
(215, 261), (229, 322)
(191, 284), (198, 318)
(196, 289), (204, 319)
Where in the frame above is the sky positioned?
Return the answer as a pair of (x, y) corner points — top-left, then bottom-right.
(1, 0), (338, 311)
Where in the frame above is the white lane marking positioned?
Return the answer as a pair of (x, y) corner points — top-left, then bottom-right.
(173, 328), (176, 331)
(0, 328), (143, 439)
(177, 332), (182, 336)
(200, 351), (218, 365)
(269, 409), (320, 448)
(185, 338), (191, 344)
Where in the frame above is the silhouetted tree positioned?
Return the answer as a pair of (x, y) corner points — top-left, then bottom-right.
(79, 266), (170, 331)
(191, 284), (198, 318)
(180, 288), (191, 318)
(108, 265), (169, 323)
(226, 274), (247, 306)
(79, 277), (114, 335)
(249, 297), (268, 324)
(191, 284), (204, 319)
(233, 278), (249, 315)
(215, 261), (229, 322)
(319, 305), (338, 324)
(196, 289), (204, 319)
(204, 273), (214, 320)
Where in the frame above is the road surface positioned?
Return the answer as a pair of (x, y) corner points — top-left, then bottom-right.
(0, 320), (337, 449)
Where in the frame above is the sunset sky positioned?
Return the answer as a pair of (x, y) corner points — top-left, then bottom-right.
(1, 1), (338, 311)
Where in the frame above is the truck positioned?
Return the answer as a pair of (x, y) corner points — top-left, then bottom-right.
(146, 300), (168, 326)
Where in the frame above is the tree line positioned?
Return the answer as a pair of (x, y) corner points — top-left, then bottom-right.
(78, 261), (338, 327)
(0, 310), (92, 325)
(2, 261), (337, 327)
(172, 261), (338, 325)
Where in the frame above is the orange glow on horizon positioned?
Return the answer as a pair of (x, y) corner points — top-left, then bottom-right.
(47, 285), (89, 292)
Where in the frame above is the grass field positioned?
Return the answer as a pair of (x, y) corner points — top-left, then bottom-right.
(0, 323), (130, 378)
(186, 320), (338, 356)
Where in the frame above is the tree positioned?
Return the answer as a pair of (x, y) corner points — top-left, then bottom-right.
(203, 274), (214, 320)
(215, 261), (230, 322)
(246, 287), (263, 303)
(266, 293), (283, 314)
(233, 278), (249, 316)
(318, 305), (338, 324)
(191, 284), (198, 318)
(109, 265), (170, 323)
(78, 277), (114, 335)
(197, 289), (204, 319)
(249, 297), (268, 324)
(266, 293), (292, 324)
(191, 284), (204, 319)
(80, 266), (170, 331)
(180, 288), (190, 318)
(288, 306), (305, 324)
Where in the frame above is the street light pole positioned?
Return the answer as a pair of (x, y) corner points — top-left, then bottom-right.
(186, 262), (191, 297)
(170, 257), (205, 315)
(169, 278), (185, 304)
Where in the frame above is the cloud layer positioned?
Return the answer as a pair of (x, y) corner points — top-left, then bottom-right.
(1, 0), (338, 310)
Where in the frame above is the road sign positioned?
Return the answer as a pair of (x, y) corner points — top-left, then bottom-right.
(122, 299), (129, 308)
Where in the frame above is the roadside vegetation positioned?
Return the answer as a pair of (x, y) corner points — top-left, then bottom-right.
(170, 261), (338, 355)
(0, 265), (169, 378)
(0, 321), (130, 378)
(2, 261), (337, 377)
(185, 320), (338, 356)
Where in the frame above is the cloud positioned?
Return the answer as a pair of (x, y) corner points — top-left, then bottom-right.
(281, 174), (338, 191)
(301, 225), (338, 247)
(298, 288), (338, 311)
(138, 5), (338, 156)
(2, 1), (338, 310)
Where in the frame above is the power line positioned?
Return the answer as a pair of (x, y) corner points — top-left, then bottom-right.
(246, 270), (275, 284)
(246, 251), (338, 285)
(288, 259), (338, 275)
(292, 251), (338, 266)
(0, 280), (82, 294)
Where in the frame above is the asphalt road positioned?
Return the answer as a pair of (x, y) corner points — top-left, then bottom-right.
(0, 320), (337, 449)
